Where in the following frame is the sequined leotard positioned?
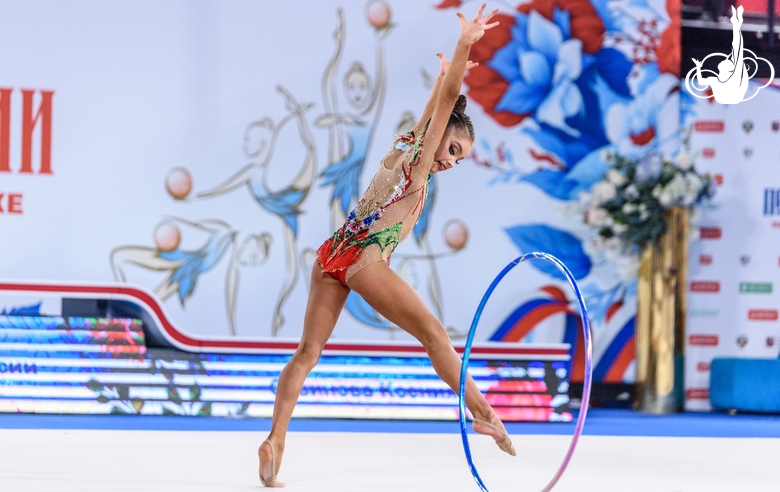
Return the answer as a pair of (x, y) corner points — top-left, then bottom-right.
(316, 129), (431, 285)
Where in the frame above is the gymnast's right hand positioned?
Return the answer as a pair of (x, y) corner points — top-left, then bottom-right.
(436, 53), (479, 76)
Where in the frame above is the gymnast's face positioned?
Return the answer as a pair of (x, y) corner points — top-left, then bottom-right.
(431, 129), (472, 174)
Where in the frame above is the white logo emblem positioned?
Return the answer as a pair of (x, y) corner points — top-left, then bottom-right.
(685, 6), (775, 104)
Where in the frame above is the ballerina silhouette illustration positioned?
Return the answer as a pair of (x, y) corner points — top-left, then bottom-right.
(197, 86), (317, 337)
(685, 5), (775, 104)
(312, 5), (399, 333)
(110, 217), (271, 335)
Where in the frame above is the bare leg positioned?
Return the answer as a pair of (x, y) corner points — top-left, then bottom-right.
(348, 262), (510, 442)
(259, 262), (351, 485)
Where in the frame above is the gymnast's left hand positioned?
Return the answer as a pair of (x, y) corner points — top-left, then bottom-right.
(456, 3), (499, 46)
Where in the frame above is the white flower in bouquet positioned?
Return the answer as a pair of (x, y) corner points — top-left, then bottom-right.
(678, 151), (693, 170)
(658, 189), (673, 206)
(592, 181), (617, 202)
(607, 169), (627, 186)
(622, 202), (637, 214)
(582, 238), (600, 257)
(636, 154), (663, 182)
(624, 184), (639, 200)
(613, 223), (628, 234)
(685, 173), (703, 197)
(605, 236), (622, 250)
(586, 236), (606, 253)
(587, 207), (609, 226)
(651, 185), (662, 199)
(665, 173), (688, 204)
(681, 190), (697, 207)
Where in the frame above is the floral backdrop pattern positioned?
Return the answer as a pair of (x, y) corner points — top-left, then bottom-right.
(438, 0), (681, 383)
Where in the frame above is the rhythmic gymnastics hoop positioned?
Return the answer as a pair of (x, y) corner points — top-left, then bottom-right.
(458, 252), (593, 492)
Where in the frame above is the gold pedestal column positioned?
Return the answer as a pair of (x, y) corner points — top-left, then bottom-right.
(635, 207), (689, 414)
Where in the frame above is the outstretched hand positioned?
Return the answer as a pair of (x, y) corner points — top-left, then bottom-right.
(457, 3), (499, 45)
(436, 52), (478, 76)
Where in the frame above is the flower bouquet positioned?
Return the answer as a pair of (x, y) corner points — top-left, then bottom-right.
(579, 148), (716, 257)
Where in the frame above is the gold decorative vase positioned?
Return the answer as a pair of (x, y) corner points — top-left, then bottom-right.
(635, 207), (689, 414)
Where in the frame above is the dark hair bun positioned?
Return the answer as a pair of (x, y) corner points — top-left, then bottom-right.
(453, 94), (467, 114)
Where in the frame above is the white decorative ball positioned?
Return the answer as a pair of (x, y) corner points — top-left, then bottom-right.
(444, 219), (468, 250)
(165, 167), (192, 200)
(154, 222), (181, 252)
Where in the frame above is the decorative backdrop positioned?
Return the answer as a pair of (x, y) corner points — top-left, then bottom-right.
(684, 81), (780, 411)
(0, 0), (683, 385)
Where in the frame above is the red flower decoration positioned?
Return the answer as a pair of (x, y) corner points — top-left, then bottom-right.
(517, 0), (605, 55)
(656, 0), (681, 76)
(463, 13), (528, 127)
(435, 0), (462, 8)
(462, 2), (604, 128)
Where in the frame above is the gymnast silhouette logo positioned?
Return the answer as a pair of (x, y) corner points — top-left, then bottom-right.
(685, 5), (775, 105)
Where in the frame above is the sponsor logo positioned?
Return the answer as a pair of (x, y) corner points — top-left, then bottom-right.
(684, 14), (775, 106)
(740, 255), (750, 265)
(743, 147), (753, 158)
(773, 121), (780, 132)
(691, 281), (720, 293)
(699, 255), (713, 265)
(700, 227), (722, 239)
(689, 334), (719, 346)
(690, 308), (719, 317)
(764, 188), (780, 215)
(702, 148), (715, 158)
(737, 335), (748, 348)
(774, 221), (780, 229)
(748, 309), (779, 321)
(694, 120), (725, 132)
(767, 337), (775, 348)
(742, 120), (754, 133)
(697, 362), (711, 372)
(686, 388), (709, 400)
(714, 174), (723, 186)
(739, 282), (772, 294)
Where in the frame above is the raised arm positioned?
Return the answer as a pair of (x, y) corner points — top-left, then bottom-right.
(412, 53), (479, 135)
(415, 4), (498, 172)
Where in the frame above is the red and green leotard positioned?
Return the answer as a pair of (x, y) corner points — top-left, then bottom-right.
(316, 128), (431, 285)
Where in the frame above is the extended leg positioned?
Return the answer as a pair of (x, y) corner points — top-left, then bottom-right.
(348, 262), (513, 449)
(259, 262), (351, 486)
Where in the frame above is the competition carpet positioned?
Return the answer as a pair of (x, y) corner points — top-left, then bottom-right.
(1, 409), (779, 491)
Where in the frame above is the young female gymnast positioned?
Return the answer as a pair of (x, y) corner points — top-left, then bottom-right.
(258, 5), (513, 487)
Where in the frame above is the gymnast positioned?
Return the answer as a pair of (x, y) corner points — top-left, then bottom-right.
(258, 4), (514, 487)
